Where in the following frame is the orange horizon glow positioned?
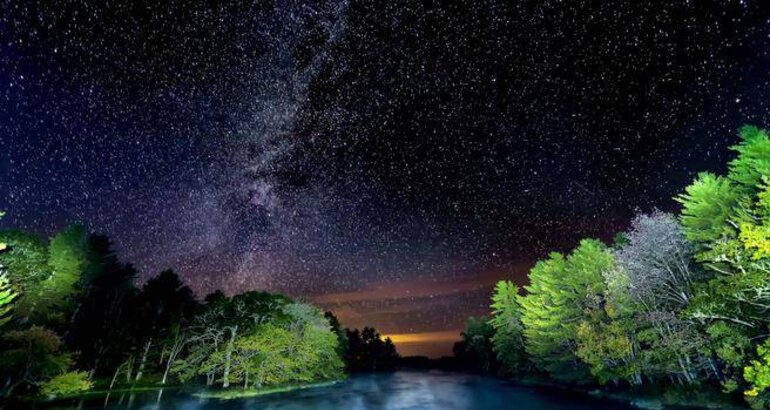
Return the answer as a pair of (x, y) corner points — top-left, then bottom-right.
(383, 330), (461, 344)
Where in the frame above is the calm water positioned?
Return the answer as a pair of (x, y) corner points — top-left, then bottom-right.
(25, 371), (632, 410)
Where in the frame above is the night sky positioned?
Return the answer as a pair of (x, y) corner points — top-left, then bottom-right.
(2, 1), (770, 357)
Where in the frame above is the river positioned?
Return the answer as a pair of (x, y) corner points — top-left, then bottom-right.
(30, 370), (633, 410)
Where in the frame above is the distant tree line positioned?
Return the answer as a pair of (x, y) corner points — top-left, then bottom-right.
(325, 312), (399, 373)
(456, 126), (770, 409)
(0, 219), (394, 399)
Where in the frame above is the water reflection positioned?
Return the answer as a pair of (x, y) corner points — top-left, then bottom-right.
(34, 371), (631, 410)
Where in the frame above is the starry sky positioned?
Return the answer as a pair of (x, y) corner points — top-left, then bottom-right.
(2, 1), (770, 357)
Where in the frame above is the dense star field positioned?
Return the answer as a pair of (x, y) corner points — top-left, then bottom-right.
(2, 1), (770, 356)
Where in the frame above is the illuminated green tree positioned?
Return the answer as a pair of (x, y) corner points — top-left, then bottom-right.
(0, 230), (48, 319)
(0, 220), (17, 327)
(489, 281), (526, 375)
(0, 269), (16, 327)
(518, 239), (613, 382)
(39, 370), (93, 398)
(676, 126), (770, 392)
(9, 225), (92, 325)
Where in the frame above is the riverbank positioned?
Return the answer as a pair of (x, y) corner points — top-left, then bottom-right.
(194, 379), (342, 399)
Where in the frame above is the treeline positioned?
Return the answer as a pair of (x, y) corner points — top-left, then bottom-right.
(0, 224), (348, 398)
(457, 126), (770, 408)
(325, 312), (399, 373)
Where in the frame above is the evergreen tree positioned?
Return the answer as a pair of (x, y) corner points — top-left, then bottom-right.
(66, 235), (139, 376)
(518, 239), (612, 383)
(489, 281), (526, 376)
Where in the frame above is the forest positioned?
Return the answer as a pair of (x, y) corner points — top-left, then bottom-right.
(454, 125), (770, 408)
(0, 222), (397, 401)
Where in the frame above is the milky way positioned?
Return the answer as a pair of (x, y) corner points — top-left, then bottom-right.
(2, 1), (770, 356)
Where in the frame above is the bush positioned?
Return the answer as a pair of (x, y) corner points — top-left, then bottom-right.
(40, 371), (93, 398)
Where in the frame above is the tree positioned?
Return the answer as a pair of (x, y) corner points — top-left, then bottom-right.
(744, 336), (770, 409)
(676, 125), (770, 391)
(613, 211), (706, 385)
(489, 281), (526, 376)
(0, 215), (18, 327)
(518, 239), (612, 382)
(39, 370), (93, 398)
(133, 269), (198, 382)
(173, 291), (289, 388)
(230, 323), (296, 387)
(0, 229), (48, 291)
(16, 226), (93, 326)
(570, 240), (649, 387)
(281, 303), (344, 383)
(325, 311), (349, 357)
(344, 326), (399, 372)
(64, 235), (140, 378)
(0, 269), (17, 327)
(455, 316), (497, 373)
(0, 326), (72, 396)
(575, 316), (637, 386)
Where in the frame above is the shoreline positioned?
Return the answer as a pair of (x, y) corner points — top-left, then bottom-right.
(194, 379), (343, 399)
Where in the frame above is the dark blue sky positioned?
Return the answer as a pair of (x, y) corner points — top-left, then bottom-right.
(2, 1), (770, 356)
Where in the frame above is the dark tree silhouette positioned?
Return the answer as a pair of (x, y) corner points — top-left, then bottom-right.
(67, 235), (139, 376)
(344, 327), (399, 372)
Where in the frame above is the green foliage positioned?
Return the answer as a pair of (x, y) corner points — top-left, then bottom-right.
(744, 336), (770, 409)
(489, 281), (525, 375)
(575, 319), (635, 385)
(676, 172), (740, 246)
(0, 326), (72, 395)
(41, 225), (91, 312)
(9, 225), (93, 325)
(39, 370), (93, 398)
(574, 263), (644, 386)
(738, 180), (770, 260)
(0, 221), (345, 398)
(0, 213), (17, 328)
(0, 229), (48, 290)
(227, 314), (344, 388)
(729, 125), (770, 190)
(0, 270), (17, 327)
(173, 296), (344, 389)
(673, 125), (770, 398)
(518, 239), (613, 382)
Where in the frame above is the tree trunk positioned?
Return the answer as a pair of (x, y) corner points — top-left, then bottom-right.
(159, 343), (167, 365)
(161, 359), (172, 385)
(222, 325), (238, 388)
(125, 357), (134, 384)
(109, 365), (121, 391)
(135, 338), (153, 382)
